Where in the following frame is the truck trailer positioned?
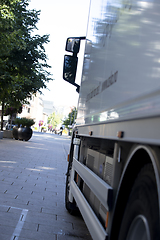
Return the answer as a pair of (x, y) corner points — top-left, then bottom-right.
(63, 0), (160, 239)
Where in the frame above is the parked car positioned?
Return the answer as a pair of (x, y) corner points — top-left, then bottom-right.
(5, 122), (16, 130)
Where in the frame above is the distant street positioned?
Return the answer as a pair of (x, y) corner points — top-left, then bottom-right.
(0, 132), (92, 240)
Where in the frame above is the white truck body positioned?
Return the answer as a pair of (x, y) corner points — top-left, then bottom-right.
(63, 0), (160, 240)
(77, 0), (160, 127)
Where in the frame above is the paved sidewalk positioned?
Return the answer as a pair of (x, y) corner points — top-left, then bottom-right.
(0, 132), (92, 240)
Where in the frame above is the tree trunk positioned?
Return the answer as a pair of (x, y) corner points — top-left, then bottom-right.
(1, 101), (4, 131)
(10, 114), (13, 130)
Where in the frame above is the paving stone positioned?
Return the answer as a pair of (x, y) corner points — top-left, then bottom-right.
(0, 133), (92, 240)
(0, 233), (14, 240)
(0, 224), (16, 235)
(57, 233), (92, 240)
(17, 229), (56, 240)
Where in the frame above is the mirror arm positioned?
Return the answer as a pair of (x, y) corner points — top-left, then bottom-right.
(72, 83), (80, 93)
(79, 36), (86, 40)
(68, 36), (86, 40)
(72, 37), (85, 92)
(71, 37), (85, 92)
(73, 52), (77, 57)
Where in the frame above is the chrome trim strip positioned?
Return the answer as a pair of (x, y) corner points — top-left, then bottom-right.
(71, 180), (108, 240)
(73, 157), (112, 211)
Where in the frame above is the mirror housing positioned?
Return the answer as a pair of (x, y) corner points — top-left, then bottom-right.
(65, 37), (86, 54)
(65, 38), (80, 54)
(63, 55), (78, 84)
(63, 37), (86, 93)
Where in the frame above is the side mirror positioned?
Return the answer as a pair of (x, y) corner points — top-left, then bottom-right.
(65, 38), (80, 54)
(63, 37), (85, 93)
(63, 55), (78, 84)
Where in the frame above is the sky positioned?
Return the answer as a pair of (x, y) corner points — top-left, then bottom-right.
(28, 0), (90, 111)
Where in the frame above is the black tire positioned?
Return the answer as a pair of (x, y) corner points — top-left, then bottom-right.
(118, 164), (160, 240)
(65, 166), (79, 215)
(65, 130), (79, 215)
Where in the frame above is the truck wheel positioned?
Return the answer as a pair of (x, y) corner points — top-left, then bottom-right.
(65, 165), (79, 215)
(118, 164), (159, 240)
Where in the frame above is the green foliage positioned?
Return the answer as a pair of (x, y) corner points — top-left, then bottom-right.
(41, 126), (47, 132)
(14, 118), (22, 127)
(15, 117), (35, 127)
(47, 112), (63, 129)
(0, 0), (23, 57)
(0, 0), (53, 129)
(63, 107), (77, 128)
(4, 105), (22, 116)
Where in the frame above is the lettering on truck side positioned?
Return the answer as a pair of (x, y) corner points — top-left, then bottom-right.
(86, 71), (118, 102)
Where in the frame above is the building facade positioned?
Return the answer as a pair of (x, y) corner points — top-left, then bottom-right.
(18, 93), (47, 127)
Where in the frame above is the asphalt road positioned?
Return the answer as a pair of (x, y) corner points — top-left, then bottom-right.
(0, 131), (92, 240)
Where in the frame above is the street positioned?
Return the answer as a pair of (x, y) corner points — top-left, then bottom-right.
(0, 132), (92, 240)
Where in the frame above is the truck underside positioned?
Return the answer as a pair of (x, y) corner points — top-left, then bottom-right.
(65, 117), (160, 240)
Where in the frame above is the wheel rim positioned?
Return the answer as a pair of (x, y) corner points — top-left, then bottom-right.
(126, 215), (151, 240)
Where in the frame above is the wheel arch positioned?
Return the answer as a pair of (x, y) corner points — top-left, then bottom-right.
(110, 144), (160, 240)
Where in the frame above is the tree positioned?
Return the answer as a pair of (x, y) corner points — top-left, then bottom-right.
(47, 112), (63, 129)
(63, 107), (77, 129)
(0, 0), (23, 57)
(0, 0), (53, 129)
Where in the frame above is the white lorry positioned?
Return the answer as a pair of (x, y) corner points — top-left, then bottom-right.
(63, 0), (160, 239)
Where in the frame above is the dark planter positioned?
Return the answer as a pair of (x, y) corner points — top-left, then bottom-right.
(18, 127), (33, 141)
(18, 127), (23, 140)
(22, 127), (33, 141)
(12, 126), (19, 140)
